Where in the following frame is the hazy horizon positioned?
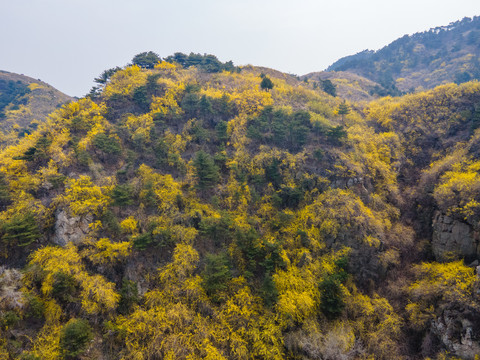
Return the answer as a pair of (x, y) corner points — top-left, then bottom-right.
(1, 0), (479, 96)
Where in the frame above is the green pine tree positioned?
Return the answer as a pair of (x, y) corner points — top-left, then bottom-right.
(1, 212), (39, 247)
(260, 76), (274, 91)
(201, 252), (232, 303)
(193, 150), (219, 190)
(59, 319), (93, 359)
(337, 101), (350, 123)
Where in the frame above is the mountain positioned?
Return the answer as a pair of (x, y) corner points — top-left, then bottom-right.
(1, 51), (480, 360)
(0, 71), (73, 147)
(327, 16), (480, 93)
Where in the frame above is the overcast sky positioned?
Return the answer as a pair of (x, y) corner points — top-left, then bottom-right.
(1, 0), (478, 97)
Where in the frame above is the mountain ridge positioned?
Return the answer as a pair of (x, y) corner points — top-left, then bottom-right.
(325, 16), (480, 94)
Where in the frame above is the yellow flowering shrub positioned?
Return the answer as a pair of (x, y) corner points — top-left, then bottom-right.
(58, 175), (111, 216)
(104, 65), (147, 97)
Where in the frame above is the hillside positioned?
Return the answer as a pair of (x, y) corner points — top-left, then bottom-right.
(327, 16), (480, 94)
(302, 71), (382, 102)
(0, 53), (480, 360)
(0, 71), (73, 147)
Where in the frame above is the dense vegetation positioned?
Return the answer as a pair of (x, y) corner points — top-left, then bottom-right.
(0, 51), (480, 360)
(327, 16), (480, 95)
(0, 79), (31, 119)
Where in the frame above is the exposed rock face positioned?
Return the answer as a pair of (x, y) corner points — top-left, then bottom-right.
(331, 176), (372, 196)
(431, 309), (480, 360)
(432, 212), (480, 261)
(0, 267), (24, 311)
(124, 258), (149, 296)
(332, 176), (364, 189)
(53, 209), (92, 246)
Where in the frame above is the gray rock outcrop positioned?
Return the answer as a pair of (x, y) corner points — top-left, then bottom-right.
(53, 209), (92, 246)
(332, 176), (366, 190)
(432, 212), (480, 261)
(330, 176), (373, 198)
(0, 267), (24, 311)
(431, 309), (480, 360)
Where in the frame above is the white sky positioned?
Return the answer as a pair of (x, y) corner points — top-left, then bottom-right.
(1, 0), (478, 96)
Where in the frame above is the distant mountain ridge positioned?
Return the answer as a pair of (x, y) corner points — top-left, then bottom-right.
(0, 70), (73, 146)
(326, 16), (480, 93)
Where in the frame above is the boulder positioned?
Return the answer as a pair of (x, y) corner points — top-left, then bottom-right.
(53, 209), (92, 246)
(331, 176), (372, 197)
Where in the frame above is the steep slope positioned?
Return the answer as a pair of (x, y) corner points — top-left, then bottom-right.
(0, 71), (73, 147)
(0, 55), (479, 359)
(365, 82), (480, 358)
(327, 16), (480, 93)
(365, 82), (480, 253)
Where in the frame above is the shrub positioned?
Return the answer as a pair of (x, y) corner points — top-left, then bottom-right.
(25, 294), (44, 320)
(327, 126), (347, 144)
(111, 184), (134, 206)
(92, 132), (122, 156)
(52, 272), (78, 304)
(1, 212), (39, 247)
(199, 213), (235, 245)
(319, 257), (348, 319)
(0, 174), (11, 210)
(193, 151), (219, 190)
(260, 76), (274, 91)
(277, 185), (303, 209)
(118, 279), (139, 315)
(59, 319), (93, 359)
(201, 252), (232, 304)
(320, 79), (337, 97)
(319, 275), (345, 319)
(132, 85), (149, 111)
